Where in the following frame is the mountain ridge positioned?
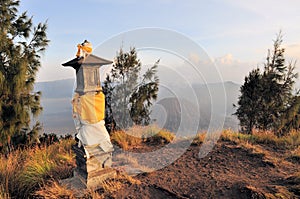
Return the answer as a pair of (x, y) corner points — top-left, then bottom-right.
(35, 79), (241, 134)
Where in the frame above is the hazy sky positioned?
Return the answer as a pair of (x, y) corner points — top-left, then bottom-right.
(20, 0), (300, 85)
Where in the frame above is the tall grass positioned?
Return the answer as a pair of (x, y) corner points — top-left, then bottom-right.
(0, 185), (10, 199)
(35, 181), (76, 199)
(1, 126), (299, 198)
(0, 139), (75, 198)
(221, 129), (300, 149)
(35, 172), (140, 199)
(100, 173), (141, 194)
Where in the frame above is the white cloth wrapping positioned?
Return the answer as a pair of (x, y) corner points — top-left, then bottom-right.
(73, 113), (113, 153)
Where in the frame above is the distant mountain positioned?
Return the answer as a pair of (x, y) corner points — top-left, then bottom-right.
(35, 78), (75, 99)
(35, 79), (241, 134)
(151, 81), (240, 133)
(192, 81), (240, 115)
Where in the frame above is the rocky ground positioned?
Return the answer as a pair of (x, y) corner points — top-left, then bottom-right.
(98, 139), (300, 199)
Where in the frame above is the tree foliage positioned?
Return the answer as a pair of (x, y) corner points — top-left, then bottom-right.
(278, 95), (300, 134)
(103, 48), (159, 132)
(234, 32), (299, 135)
(0, 0), (49, 152)
(234, 68), (263, 134)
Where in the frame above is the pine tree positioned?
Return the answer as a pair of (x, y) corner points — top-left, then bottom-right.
(234, 68), (263, 134)
(257, 33), (297, 132)
(234, 32), (298, 135)
(0, 0), (49, 152)
(130, 61), (159, 125)
(103, 48), (159, 132)
(278, 95), (300, 134)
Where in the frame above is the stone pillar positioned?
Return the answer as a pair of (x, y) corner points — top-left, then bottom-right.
(62, 45), (115, 190)
(72, 144), (115, 189)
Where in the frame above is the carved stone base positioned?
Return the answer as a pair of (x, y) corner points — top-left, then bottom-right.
(69, 144), (116, 189)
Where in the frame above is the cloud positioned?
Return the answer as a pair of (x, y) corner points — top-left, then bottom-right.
(213, 54), (256, 84)
(214, 54), (237, 65)
(188, 53), (201, 64)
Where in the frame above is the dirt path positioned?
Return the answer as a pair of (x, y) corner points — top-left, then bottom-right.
(103, 140), (300, 198)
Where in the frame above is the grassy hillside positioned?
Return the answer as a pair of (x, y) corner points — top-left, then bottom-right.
(1, 128), (299, 198)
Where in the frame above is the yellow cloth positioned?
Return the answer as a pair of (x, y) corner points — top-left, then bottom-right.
(76, 41), (93, 58)
(72, 92), (105, 124)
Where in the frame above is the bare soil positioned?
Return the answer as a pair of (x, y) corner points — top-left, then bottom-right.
(100, 140), (300, 199)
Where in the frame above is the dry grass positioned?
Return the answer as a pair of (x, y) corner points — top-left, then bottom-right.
(221, 129), (300, 150)
(85, 190), (105, 199)
(111, 126), (175, 150)
(0, 149), (24, 198)
(1, 127), (300, 198)
(0, 185), (10, 199)
(289, 146), (300, 162)
(111, 130), (143, 150)
(35, 180), (108, 199)
(221, 129), (300, 170)
(100, 173), (141, 194)
(34, 173), (140, 199)
(283, 130), (300, 148)
(149, 130), (175, 144)
(125, 125), (160, 139)
(284, 172), (300, 197)
(264, 185), (296, 199)
(240, 141), (283, 167)
(192, 132), (206, 145)
(0, 139), (75, 198)
(35, 181), (75, 199)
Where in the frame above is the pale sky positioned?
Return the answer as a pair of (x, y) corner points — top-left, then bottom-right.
(20, 0), (300, 85)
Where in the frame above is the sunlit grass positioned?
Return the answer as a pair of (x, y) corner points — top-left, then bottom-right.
(150, 130), (175, 144)
(125, 125), (160, 139)
(221, 129), (300, 149)
(1, 126), (300, 198)
(287, 146), (300, 163)
(111, 126), (175, 150)
(192, 132), (206, 145)
(0, 185), (10, 199)
(0, 139), (75, 198)
(100, 173), (141, 194)
(35, 172), (140, 199)
(35, 181), (76, 199)
(18, 148), (56, 195)
(111, 130), (143, 150)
